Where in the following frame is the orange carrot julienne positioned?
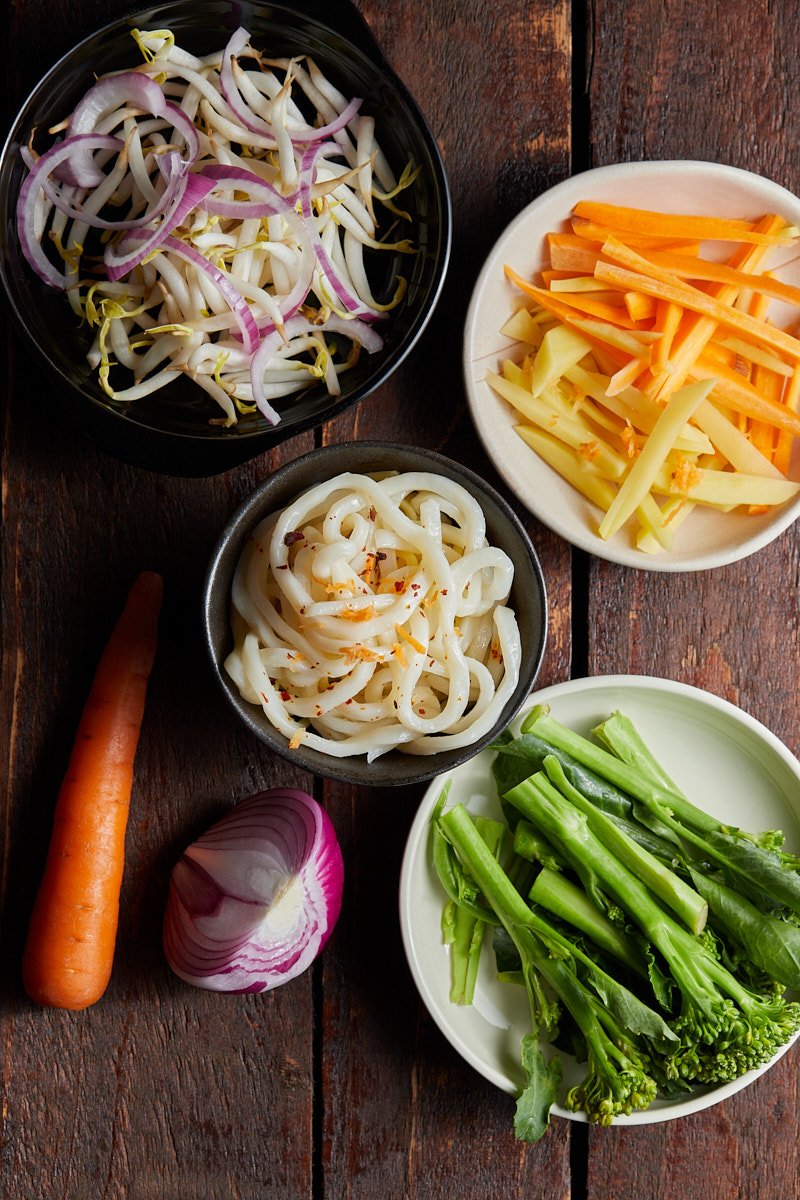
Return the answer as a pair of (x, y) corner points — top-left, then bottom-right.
(22, 572), (163, 1011)
(573, 201), (797, 246)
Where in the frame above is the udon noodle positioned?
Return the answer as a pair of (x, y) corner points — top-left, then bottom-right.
(225, 470), (522, 758)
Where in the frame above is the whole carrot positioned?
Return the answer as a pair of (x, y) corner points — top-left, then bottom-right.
(22, 571), (163, 1010)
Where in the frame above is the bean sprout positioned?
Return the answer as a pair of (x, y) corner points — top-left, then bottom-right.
(17, 27), (418, 427)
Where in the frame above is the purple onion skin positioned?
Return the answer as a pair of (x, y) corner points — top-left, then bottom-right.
(163, 789), (344, 994)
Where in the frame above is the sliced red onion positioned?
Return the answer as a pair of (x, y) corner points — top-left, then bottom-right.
(104, 172), (217, 281)
(161, 235), (260, 355)
(163, 789), (344, 993)
(17, 134), (122, 287)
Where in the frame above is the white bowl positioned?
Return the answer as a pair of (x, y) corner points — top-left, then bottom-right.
(463, 161), (800, 571)
(399, 675), (800, 1128)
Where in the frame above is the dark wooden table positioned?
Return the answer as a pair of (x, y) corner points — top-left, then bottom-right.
(3, 1), (800, 1197)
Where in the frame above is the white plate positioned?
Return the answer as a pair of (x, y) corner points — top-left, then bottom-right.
(463, 161), (800, 571)
(399, 675), (800, 1126)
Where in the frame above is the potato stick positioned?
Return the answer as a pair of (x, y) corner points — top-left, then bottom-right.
(486, 370), (628, 478)
(594, 260), (800, 362)
(639, 249), (800, 310)
(637, 497), (695, 553)
(690, 357), (800, 436)
(573, 201), (797, 246)
(692, 398), (784, 478)
(651, 463), (800, 507)
(712, 336), (793, 376)
(501, 308), (545, 345)
(547, 275), (620, 294)
(514, 425), (617, 509)
(636, 494), (675, 550)
(564, 365), (714, 453)
(598, 378), (716, 539)
(530, 324), (594, 396)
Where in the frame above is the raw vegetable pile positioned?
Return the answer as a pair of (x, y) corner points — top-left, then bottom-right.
(18, 26), (415, 425)
(490, 202), (800, 553)
(432, 705), (800, 1138)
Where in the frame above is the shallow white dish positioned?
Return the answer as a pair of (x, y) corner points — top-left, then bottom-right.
(463, 161), (800, 571)
(399, 674), (800, 1127)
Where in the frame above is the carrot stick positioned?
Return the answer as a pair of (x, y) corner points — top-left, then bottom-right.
(22, 572), (163, 1010)
(573, 201), (797, 246)
(594, 261), (800, 362)
(636, 249), (800, 310)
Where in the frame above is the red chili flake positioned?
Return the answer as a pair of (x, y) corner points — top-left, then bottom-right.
(284, 530), (305, 546)
(418, 708), (426, 715)
(280, 689), (292, 702)
(277, 564), (289, 570)
(345, 698), (353, 705)
(411, 583), (421, 591)
(394, 581), (405, 593)
(441, 589), (448, 595)
(260, 692), (270, 704)
(369, 506), (377, 521)
(376, 551), (387, 561)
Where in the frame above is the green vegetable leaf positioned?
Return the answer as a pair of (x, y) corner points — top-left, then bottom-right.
(513, 1035), (562, 1143)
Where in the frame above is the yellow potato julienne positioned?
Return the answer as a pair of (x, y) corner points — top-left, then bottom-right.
(489, 201), (800, 553)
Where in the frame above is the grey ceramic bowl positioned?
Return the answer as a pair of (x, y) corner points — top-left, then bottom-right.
(203, 442), (548, 786)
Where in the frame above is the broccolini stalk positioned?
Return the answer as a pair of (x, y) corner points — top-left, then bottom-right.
(521, 705), (718, 832)
(542, 756), (709, 935)
(442, 814), (505, 1005)
(437, 804), (677, 1131)
(530, 867), (645, 977)
(513, 819), (568, 871)
(524, 706), (800, 918)
(505, 775), (800, 1080)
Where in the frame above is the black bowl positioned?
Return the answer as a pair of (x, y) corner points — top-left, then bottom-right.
(0, 0), (451, 475)
(203, 441), (548, 787)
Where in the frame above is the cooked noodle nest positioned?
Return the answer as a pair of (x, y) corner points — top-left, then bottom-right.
(225, 470), (523, 759)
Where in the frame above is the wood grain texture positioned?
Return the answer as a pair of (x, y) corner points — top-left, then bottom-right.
(585, 1), (800, 1197)
(3, 0), (799, 1196)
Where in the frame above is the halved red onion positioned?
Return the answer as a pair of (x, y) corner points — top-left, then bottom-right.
(17, 133), (122, 287)
(163, 789), (344, 994)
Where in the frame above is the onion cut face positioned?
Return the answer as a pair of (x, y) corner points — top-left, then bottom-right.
(163, 789), (344, 993)
(14, 25), (415, 426)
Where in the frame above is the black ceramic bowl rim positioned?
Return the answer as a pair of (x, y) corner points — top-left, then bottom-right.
(203, 441), (548, 787)
(0, 0), (452, 476)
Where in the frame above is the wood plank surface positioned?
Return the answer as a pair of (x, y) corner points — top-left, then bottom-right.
(1, 0), (799, 1197)
(584, 3), (800, 1199)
